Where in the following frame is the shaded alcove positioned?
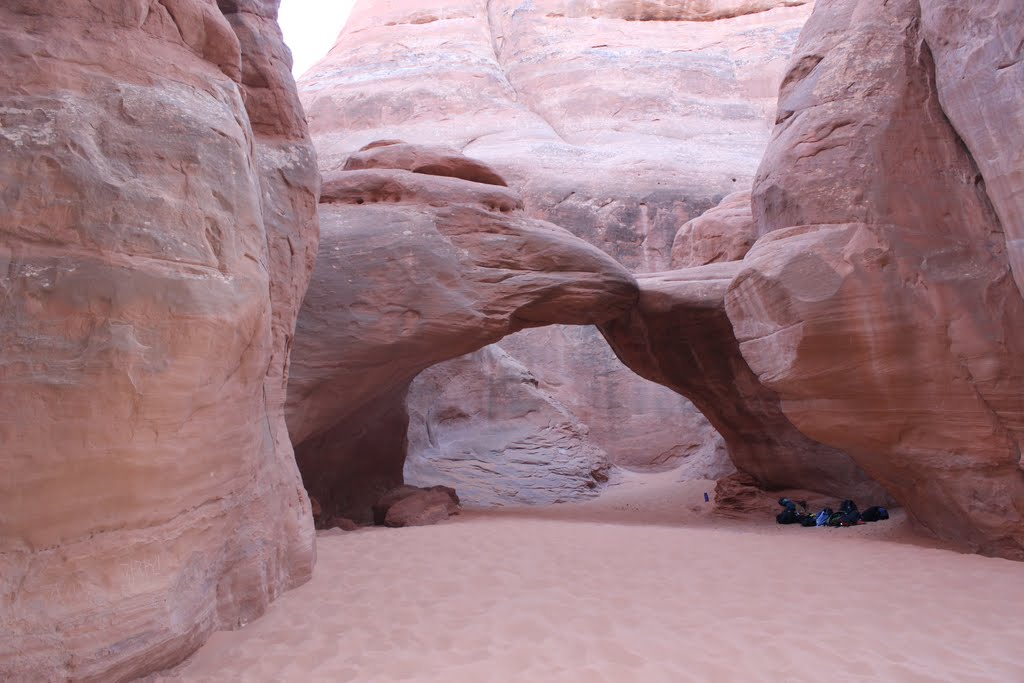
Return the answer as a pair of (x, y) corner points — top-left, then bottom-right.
(291, 323), (725, 524)
(289, 297), (889, 525)
(403, 331), (731, 508)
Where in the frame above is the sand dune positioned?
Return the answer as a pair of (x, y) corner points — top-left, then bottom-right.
(151, 471), (1024, 683)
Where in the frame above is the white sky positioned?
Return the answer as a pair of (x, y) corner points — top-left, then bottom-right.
(278, 0), (357, 77)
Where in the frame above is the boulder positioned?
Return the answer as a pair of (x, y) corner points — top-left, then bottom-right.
(374, 485), (462, 527)
(713, 472), (779, 519)
(671, 191), (756, 268)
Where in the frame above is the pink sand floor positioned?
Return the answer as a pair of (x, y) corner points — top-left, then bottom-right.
(152, 472), (1024, 682)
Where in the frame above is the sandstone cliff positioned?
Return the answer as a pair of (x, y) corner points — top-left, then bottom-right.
(726, 0), (1024, 557)
(0, 1), (318, 679)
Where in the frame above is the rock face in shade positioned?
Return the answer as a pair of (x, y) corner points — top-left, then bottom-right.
(713, 472), (779, 519)
(298, 0), (813, 477)
(497, 324), (722, 473)
(726, 0), (1024, 558)
(671, 191), (756, 268)
(601, 264), (889, 502)
(405, 346), (613, 506)
(285, 142), (637, 523)
(0, 1), (318, 681)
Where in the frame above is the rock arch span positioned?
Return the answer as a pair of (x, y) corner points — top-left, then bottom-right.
(285, 142), (885, 523)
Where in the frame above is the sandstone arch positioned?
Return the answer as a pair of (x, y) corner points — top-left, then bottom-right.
(285, 142), (887, 523)
(285, 142), (638, 521)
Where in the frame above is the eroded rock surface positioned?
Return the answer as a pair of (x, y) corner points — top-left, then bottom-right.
(285, 143), (637, 522)
(728, 0), (1024, 557)
(713, 472), (779, 519)
(298, 0), (814, 476)
(601, 264), (888, 501)
(405, 346), (612, 506)
(671, 191), (756, 268)
(0, 1), (318, 680)
(920, 0), (1024, 296)
(305, 0), (811, 252)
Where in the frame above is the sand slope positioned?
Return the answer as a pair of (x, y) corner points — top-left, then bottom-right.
(151, 472), (1024, 683)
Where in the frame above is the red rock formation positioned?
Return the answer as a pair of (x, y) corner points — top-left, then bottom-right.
(713, 472), (779, 519)
(671, 191), (756, 268)
(727, 0), (1024, 557)
(0, 1), (318, 679)
(601, 264), (889, 501)
(344, 142), (509, 187)
(306, 0), (810, 255)
(577, 0), (811, 21)
(919, 0), (1024, 297)
(285, 143), (637, 522)
(298, 0), (813, 477)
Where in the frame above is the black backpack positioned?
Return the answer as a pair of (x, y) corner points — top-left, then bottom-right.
(841, 509), (862, 525)
(861, 506), (889, 522)
(839, 499), (859, 514)
(777, 508), (802, 524)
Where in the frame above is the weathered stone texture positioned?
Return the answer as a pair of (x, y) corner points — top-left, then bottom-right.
(728, 0), (1024, 557)
(0, 1), (319, 679)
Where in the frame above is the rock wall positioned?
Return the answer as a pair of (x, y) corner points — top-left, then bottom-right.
(406, 346), (612, 506)
(299, 0), (814, 482)
(919, 0), (1024, 297)
(726, 0), (1024, 557)
(0, 1), (318, 680)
